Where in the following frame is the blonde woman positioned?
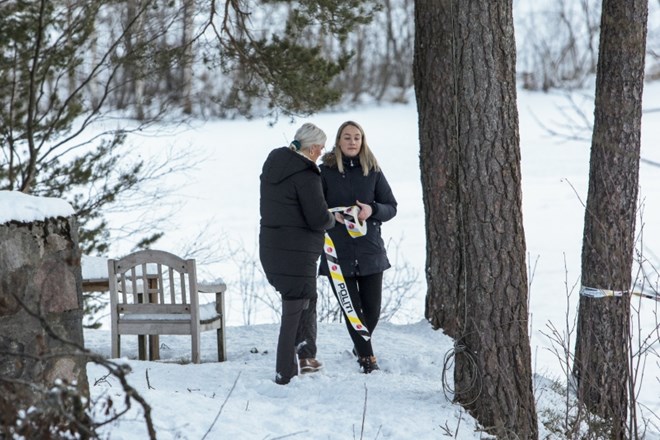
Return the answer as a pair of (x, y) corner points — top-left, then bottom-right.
(319, 121), (398, 374)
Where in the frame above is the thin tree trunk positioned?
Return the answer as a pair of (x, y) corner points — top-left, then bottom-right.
(182, 0), (194, 114)
(574, 1), (648, 438)
(126, 0), (146, 120)
(414, 1), (537, 437)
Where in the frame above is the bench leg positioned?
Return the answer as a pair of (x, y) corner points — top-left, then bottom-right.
(216, 290), (226, 361)
(191, 329), (201, 364)
(149, 335), (160, 360)
(217, 328), (226, 362)
(111, 328), (120, 359)
(138, 335), (147, 360)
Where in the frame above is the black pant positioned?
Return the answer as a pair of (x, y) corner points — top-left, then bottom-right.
(326, 273), (383, 357)
(296, 295), (317, 360)
(276, 298), (309, 381)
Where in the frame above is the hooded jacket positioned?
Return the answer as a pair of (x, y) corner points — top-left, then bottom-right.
(259, 147), (335, 300)
(319, 152), (397, 277)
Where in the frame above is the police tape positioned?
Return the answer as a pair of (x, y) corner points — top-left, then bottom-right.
(323, 233), (371, 341)
(580, 286), (660, 301)
(329, 206), (367, 238)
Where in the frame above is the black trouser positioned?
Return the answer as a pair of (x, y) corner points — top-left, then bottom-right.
(276, 298), (309, 381)
(296, 295), (317, 360)
(326, 273), (383, 358)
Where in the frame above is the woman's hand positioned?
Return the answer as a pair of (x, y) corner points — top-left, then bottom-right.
(355, 200), (372, 222)
(334, 212), (345, 224)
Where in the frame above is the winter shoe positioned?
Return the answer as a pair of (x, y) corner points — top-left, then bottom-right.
(275, 373), (291, 385)
(299, 358), (323, 374)
(358, 356), (380, 374)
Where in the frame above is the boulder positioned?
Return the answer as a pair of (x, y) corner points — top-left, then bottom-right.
(0, 214), (89, 403)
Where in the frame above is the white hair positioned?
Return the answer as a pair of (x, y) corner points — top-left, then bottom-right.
(290, 123), (326, 151)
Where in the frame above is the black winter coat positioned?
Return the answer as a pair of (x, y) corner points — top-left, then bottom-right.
(259, 147), (335, 300)
(319, 153), (397, 277)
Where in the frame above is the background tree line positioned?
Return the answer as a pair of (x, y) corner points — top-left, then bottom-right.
(1, 0), (658, 255)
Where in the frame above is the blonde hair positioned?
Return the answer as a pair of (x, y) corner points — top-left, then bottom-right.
(333, 121), (380, 176)
(289, 123), (327, 153)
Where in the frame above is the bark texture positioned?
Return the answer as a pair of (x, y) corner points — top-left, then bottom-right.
(0, 216), (88, 405)
(414, 1), (537, 437)
(574, 1), (648, 437)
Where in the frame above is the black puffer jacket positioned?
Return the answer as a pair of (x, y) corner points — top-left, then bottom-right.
(319, 153), (397, 277)
(259, 147), (335, 300)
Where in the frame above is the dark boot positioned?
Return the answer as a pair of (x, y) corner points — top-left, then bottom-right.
(358, 355), (380, 374)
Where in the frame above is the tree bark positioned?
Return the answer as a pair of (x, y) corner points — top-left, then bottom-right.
(414, 1), (537, 438)
(574, 1), (648, 438)
(414, 0), (461, 338)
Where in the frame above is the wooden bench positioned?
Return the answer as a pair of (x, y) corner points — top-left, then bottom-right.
(107, 250), (226, 363)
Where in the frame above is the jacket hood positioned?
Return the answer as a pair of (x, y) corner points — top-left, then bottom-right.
(262, 147), (318, 184)
(321, 152), (338, 168)
(321, 151), (361, 169)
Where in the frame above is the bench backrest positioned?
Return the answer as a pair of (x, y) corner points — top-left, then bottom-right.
(108, 249), (199, 323)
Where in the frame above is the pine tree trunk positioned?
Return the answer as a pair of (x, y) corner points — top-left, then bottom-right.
(414, 1), (537, 437)
(574, 1), (648, 437)
(414, 0), (462, 338)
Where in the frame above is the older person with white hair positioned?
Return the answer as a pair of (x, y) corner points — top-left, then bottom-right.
(259, 122), (335, 385)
